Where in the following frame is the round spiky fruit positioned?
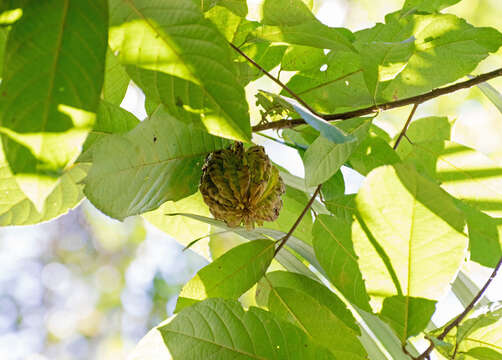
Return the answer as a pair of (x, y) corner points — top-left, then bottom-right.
(200, 143), (285, 230)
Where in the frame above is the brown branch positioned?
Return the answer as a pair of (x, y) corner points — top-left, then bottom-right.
(414, 255), (502, 360)
(228, 42), (322, 117)
(274, 184), (322, 256)
(252, 67), (502, 132)
(394, 103), (419, 150)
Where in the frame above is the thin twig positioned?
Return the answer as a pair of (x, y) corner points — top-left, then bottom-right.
(228, 42), (323, 117)
(394, 103), (419, 150)
(274, 184), (322, 256)
(251, 67), (502, 132)
(414, 255), (502, 360)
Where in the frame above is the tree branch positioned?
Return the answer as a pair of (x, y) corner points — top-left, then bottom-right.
(229, 42), (322, 117)
(394, 103), (419, 150)
(274, 184), (322, 256)
(414, 255), (502, 360)
(252, 67), (502, 132)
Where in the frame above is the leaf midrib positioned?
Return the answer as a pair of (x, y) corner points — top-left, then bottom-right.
(121, 0), (246, 139)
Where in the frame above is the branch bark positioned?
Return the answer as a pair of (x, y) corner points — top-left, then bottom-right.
(414, 255), (502, 360)
(251, 67), (502, 132)
(394, 103), (419, 150)
(274, 184), (322, 256)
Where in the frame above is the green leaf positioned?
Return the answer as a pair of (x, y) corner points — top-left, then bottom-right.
(281, 97), (356, 144)
(451, 271), (491, 309)
(0, 143), (88, 226)
(402, 0), (462, 13)
(464, 347), (502, 360)
(324, 194), (357, 223)
(313, 214), (372, 312)
(168, 213), (319, 279)
(234, 42), (287, 85)
(356, 308), (420, 360)
(375, 13), (502, 102)
(143, 192), (212, 251)
(284, 51), (369, 114)
(379, 295), (436, 342)
(0, 28), (8, 75)
(476, 80), (502, 115)
(320, 170), (345, 202)
(264, 185), (313, 244)
(455, 201), (502, 268)
(267, 286), (367, 359)
(257, 0), (355, 51)
(109, 0), (251, 142)
(349, 136), (400, 175)
(84, 106), (228, 220)
(400, 141), (502, 218)
(160, 298), (336, 359)
(304, 117), (371, 186)
(175, 239), (274, 312)
(281, 45), (326, 72)
(256, 271), (359, 332)
(102, 48), (130, 105)
(78, 101), (139, 162)
(353, 163), (468, 302)
(0, 0), (108, 208)
(450, 306), (502, 357)
(199, 0), (248, 17)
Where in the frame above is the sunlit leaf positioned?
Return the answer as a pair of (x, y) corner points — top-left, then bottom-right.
(256, 271), (358, 332)
(160, 298), (336, 359)
(313, 214), (372, 312)
(109, 0), (251, 142)
(304, 117), (371, 186)
(175, 239), (274, 312)
(84, 106), (228, 220)
(353, 164), (468, 337)
(77, 101), (139, 162)
(267, 286), (367, 359)
(0, 0), (108, 208)
(257, 0), (355, 51)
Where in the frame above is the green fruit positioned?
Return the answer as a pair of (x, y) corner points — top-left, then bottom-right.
(200, 143), (285, 229)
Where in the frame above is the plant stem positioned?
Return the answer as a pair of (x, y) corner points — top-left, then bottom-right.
(274, 184), (322, 256)
(251, 67), (502, 132)
(229, 42), (323, 117)
(414, 255), (502, 360)
(394, 103), (419, 150)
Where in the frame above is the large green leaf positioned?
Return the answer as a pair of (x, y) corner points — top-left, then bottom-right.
(78, 101), (139, 162)
(160, 298), (335, 359)
(102, 48), (130, 105)
(109, 0), (251, 142)
(267, 286), (367, 359)
(256, 271), (358, 332)
(284, 51), (370, 114)
(353, 164), (468, 334)
(257, 0), (355, 51)
(143, 192), (212, 251)
(0, 142), (88, 226)
(378, 295), (436, 342)
(402, 0), (462, 13)
(313, 214), (372, 312)
(438, 306), (502, 358)
(84, 106), (228, 220)
(175, 239), (274, 312)
(372, 13), (502, 102)
(399, 141), (502, 218)
(304, 117), (371, 186)
(0, 0), (108, 208)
